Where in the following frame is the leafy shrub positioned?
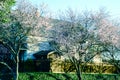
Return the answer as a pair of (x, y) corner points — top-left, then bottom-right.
(20, 59), (117, 73)
(52, 59), (117, 73)
(23, 59), (35, 72)
(19, 72), (120, 80)
(82, 63), (117, 73)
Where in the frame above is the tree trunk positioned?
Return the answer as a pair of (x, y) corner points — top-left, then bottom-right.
(16, 55), (19, 80)
(76, 64), (82, 80)
(13, 55), (19, 80)
(77, 73), (82, 80)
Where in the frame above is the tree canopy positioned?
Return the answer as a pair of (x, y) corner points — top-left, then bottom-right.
(0, 0), (15, 23)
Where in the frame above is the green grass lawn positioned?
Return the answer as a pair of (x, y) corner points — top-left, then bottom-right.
(18, 72), (120, 80)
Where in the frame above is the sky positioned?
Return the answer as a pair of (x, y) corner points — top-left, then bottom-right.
(27, 0), (120, 18)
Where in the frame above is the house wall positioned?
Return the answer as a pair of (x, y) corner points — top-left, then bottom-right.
(93, 54), (102, 63)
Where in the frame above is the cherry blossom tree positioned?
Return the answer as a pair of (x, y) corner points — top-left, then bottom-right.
(48, 8), (98, 80)
(0, 0), (51, 80)
(91, 9), (120, 73)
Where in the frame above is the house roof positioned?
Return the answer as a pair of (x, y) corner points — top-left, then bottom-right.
(33, 50), (52, 59)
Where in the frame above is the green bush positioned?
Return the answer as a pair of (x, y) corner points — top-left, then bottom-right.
(0, 64), (13, 80)
(18, 72), (120, 80)
(23, 59), (35, 72)
(18, 72), (77, 80)
(35, 59), (50, 72)
(0, 73), (13, 80)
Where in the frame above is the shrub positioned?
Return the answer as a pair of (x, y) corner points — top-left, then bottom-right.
(23, 59), (35, 72)
(20, 59), (117, 73)
(18, 72), (120, 80)
(51, 59), (117, 73)
(82, 63), (117, 73)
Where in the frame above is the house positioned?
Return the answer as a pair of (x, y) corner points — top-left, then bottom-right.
(26, 36), (54, 60)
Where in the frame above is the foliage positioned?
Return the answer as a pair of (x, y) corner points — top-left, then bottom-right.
(18, 72), (120, 80)
(0, 15), (30, 80)
(82, 63), (117, 73)
(0, 0), (51, 80)
(19, 58), (117, 74)
(0, 0), (15, 23)
(48, 8), (109, 80)
(21, 59), (35, 72)
(91, 9), (120, 74)
(48, 8), (120, 79)
(54, 59), (117, 73)
(101, 44), (120, 73)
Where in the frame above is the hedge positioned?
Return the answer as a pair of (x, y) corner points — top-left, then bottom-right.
(19, 59), (118, 73)
(18, 72), (120, 80)
(51, 59), (117, 73)
(0, 72), (119, 80)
